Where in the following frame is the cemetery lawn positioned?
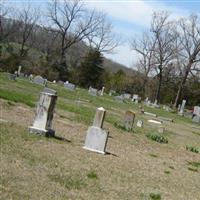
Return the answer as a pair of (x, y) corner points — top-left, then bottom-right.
(0, 72), (200, 200)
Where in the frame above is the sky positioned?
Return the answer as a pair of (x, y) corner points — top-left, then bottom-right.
(6, 0), (200, 68)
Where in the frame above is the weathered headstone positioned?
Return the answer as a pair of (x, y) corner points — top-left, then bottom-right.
(83, 107), (109, 154)
(136, 120), (143, 128)
(124, 111), (135, 131)
(17, 65), (22, 76)
(114, 95), (124, 102)
(192, 106), (200, 123)
(43, 87), (57, 95)
(64, 82), (76, 91)
(123, 93), (131, 99)
(33, 75), (45, 85)
(28, 90), (57, 136)
(132, 94), (141, 103)
(158, 126), (165, 133)
(88, 87), (98, 96)
(178, 99), (186, 116)
(100, 86), (105, 96)
(29, 74), (33, 81)
(9, 74), (17, 81)
(109, 90), (116, 96)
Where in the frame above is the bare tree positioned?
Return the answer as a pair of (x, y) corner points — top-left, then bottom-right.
(151, 11), (178, 102)
(47, 0), (102, 63)
(174, 14), (200, 107)
(85, 12), (120, 53)
(0, 1), (17, 43)
(15, 5), (40, 57)
(131, 32), (156, 97)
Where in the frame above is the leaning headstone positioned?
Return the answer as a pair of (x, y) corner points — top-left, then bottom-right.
(178, 99), (186, 116)
(124, 111), (135, 131)
(33, 75), (45, 85)
(83, 107), (109, 154)
(28, 90), (57, 136)
(136, 120), (143, 128)
(64, 82), (76, 91)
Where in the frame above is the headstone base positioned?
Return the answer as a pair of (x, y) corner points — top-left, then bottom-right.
(83, 126), (109, 154)
(28, 126), (55, 137)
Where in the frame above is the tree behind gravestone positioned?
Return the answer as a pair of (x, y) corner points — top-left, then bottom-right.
(79, 49), (104, 88)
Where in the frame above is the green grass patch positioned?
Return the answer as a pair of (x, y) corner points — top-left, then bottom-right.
(0, 88), (35, 107)
(146, 132), (168, 144)
(150, 193), (161, 200)
(187, 167), (198, 172)
(149, 154), (158, 158)
(87, 171), (98, 179)
(186, 145), (200, 153)
(187, 161), (200, 168)
(164, 170), (170, 174)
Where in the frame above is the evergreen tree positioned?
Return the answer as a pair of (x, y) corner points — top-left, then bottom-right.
(79, 49), (104, 88)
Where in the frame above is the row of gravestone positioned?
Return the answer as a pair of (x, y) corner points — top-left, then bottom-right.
(28, 88), (145, 154)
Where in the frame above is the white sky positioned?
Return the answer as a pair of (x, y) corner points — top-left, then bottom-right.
(85, 0), (193, 68)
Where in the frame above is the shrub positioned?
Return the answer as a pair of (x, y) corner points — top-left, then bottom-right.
(186, 145), (200, 153)
(150, 193), (161, 200)
(146, 132), (168, 143)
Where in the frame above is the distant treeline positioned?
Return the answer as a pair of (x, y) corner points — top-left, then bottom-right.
(0, 0), (200, 106)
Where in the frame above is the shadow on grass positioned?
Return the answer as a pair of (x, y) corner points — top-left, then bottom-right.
(53, 135), (71, 143)
(106, 151), (118, 157)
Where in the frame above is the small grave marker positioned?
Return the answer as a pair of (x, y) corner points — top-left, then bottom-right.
(124, 111), (135, 131)
(83, 107), (109, 154)
(136, 120), (143, 128)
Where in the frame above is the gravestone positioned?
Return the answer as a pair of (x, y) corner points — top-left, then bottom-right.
(43, 87), (57, 95)
(83, 107), (109, 154)
(114, 95), (124, 102)
(124, 111), (135, 131)
(64, 82), (76, 91)
(136, 120), (143, 128)
(9, 74), (17, 81)
(29, 74), (33, 81)
(178, 99), (186, 116)
(29, 90), (57, 136)
(88, 87), (97, 96)
(17, 65), (22, 76)
(123, 93), (131, 99)
(109, 90), (116, 96)
(158, 126), (165, 133)
(33, 75), (45, 85)
(132, 94), (141, 103)
(192, 106), (200, 123)
(100, 86), (105, 96)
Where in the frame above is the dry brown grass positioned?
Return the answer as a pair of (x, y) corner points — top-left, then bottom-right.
(0, 99), (200, 200)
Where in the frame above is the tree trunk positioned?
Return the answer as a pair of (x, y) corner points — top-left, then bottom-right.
(173, 62), (191, 107)
(155, 70), (162, 103)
